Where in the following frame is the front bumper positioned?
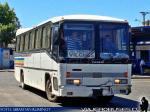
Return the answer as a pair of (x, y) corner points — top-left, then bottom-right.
(59, 85), (131, 97)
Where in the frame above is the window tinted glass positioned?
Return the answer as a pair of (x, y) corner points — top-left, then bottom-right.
(29, 32), (32, 50)
(24, 33), (29, 51)
(99, 24), (128, 53)
(20, 35), (25, 52)
(42, 27), (47, 48)
(16, 36), (20, 52)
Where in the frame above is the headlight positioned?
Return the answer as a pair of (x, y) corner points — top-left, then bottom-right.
(114, 79), (121, 84)
(66, 79), (81, 85)
(73, 79), (80, 85)
(114, 79), (128, 84)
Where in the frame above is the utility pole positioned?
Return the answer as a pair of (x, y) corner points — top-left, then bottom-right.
(140, 12), (150, 26)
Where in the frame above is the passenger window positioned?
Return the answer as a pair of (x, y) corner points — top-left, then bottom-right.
(16, 36), (20, 52)
(42, 27), (47, 48)
(29, 32), (32, 50)
(20, 35), (25, 52)
(24, 33), (29, 51)
(52, 26), (59, 57)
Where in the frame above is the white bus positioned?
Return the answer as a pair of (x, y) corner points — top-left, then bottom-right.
(15, 15), (131, 102)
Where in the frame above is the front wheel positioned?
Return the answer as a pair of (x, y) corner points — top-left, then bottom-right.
(46, 79), (58, 102)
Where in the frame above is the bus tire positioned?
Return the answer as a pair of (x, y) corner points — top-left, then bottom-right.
(20, 71), (26, 89)
(46, 78), (58, 102)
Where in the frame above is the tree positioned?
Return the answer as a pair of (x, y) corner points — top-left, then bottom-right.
(0, 2), (20, 48)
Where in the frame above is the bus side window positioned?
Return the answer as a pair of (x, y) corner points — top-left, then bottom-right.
(34, 30), (37, 49)
(52, 26), (59, 58)
(42, 27), (47, 48)
(20, 35), (25, 52)
(35, 29), (38, 49)
(39, 28), (42, 49)
(47, 26), (51, 49)
(35, 29), (41, 49)
(32, 31), (35, 49)
(24, 33), (29, 51)
(29, 32), (32, 50)
(16, 36), (20, 52)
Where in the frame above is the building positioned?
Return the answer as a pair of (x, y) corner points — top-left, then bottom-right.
(131, 26), (150, 74)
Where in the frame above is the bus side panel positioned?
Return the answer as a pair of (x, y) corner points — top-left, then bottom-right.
(40, 52), (60, 96)
(23, 68), (46, 91)
(23, 52), (44, 91)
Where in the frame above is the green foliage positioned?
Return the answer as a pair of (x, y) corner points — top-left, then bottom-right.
(0, 2), (20, 47)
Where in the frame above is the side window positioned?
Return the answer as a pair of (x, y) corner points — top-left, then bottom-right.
(47, 26), (51, 48)
(29, 32), (32, 50)
(35, 29), (38, 49)
(24, 33), (29, 51)
(16, 36), (20, 52)
(34, 30), (36, 49)
(36, 29), (41, 49)
(42, 25), (51, 49)
(31, 31), (35, 50)
(20, 35), (25, 52)
(42, 27), (46, 48)
(52, 26), (59, 57)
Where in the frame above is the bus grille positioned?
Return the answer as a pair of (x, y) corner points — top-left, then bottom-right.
(68, 72), (125, 78)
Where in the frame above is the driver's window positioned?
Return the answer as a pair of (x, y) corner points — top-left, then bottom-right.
(52, 26), (59, 58)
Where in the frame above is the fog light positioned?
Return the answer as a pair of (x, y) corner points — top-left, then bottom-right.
(114, 79), (120, 84)
(73, 79), (81, 85)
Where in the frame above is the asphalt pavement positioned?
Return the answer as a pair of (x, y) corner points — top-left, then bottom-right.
(0, 71), (150, 112)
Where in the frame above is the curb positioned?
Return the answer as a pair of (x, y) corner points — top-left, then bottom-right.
(0, 70), (14, 72)
(132, 76), (150, 79)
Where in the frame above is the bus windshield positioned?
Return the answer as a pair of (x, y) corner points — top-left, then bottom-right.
(59, 22), (129, 63)
(60, 23), (95, 58)
(99, 24), (129, 60)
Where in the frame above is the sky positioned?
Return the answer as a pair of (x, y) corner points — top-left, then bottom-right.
(0, 0), (150, 28)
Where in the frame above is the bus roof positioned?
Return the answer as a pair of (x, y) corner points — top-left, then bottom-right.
(40, 14), (127, 25)
(16, 28), (32, 36)
(16, 14), (128, 36)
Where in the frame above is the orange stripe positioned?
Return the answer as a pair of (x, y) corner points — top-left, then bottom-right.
(15, 63), (24, 65)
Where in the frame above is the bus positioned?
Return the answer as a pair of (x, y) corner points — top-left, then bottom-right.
(15, 15), (131, 102)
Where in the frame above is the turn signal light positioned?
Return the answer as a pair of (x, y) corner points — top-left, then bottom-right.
(66, 72), (71, 77)
(124, 72), (128, 77)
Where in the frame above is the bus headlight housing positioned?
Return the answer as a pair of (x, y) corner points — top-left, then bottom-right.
(114, 79), (121, 84)
(66, 79), (81, 86)
(114, 79), (128, 84)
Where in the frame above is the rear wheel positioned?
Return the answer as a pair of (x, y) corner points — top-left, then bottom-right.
(46, 78), (58, 102)
(20, 71), (27, 89)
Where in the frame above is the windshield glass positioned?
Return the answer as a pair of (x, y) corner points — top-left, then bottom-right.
(99, 24), (129, 60)
(60, 24), (95, 58)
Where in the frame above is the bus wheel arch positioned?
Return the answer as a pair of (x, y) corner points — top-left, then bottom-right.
(45, 73), (58, 102)
(20, 69), (26, 89)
